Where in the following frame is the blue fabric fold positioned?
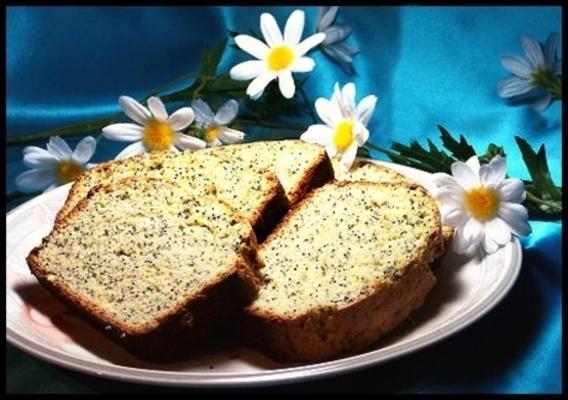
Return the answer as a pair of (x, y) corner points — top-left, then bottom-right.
(5, 6), (561, 394)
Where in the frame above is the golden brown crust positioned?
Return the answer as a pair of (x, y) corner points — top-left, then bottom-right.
(287, 150), (335, 205)
(248, 174), (290, 243)
(242, 181), (443, 362)
(27, 177), (261, 362)
(239, 262), (436, 363)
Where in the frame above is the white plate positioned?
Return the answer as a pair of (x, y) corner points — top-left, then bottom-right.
(6, 160), (522, 387)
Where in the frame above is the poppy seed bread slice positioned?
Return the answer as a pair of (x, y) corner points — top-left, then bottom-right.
(240, 182), (442, 363)
(209, 140), (334, 205)
(56, 149), (288, 241)
(27, 178), (261, 362)
(333, 159), (455, 257)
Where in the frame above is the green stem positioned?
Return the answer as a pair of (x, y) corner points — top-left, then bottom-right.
(235, 118), (307, 132)
(7, 73), (198, 146)
(6, 191), (33, 202)
(299, 86), (317, 124)
(365, 141), (399, 155)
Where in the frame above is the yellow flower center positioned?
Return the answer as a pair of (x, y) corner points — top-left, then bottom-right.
(465, 187), (501, 221)
(56, 161), (86, 184)
(333, 120), (354, 152)
(143, 120), (175, 151)
(205, 126), (220, 144)
(267, 46), (295, 71)
(531, 68), (554, 87)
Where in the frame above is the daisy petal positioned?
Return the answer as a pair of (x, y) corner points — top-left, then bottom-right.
(119, 96), (151, 125)
(175, 134), (207, 150)
(341, 82), (356, 117)
(16, 169), (57, 193)
(234, 35), (270, 60)
(482, 233), (500, 254)
(497, 178), (526, 203)
(296, 33), (327, 56)
(168, 107), (195, 131)
(486, 218), (512, 246)
(356, 95), (378, 126)
(353, 121), (369, 146)
(214, 100), (239, 126)
(169, 145), (180, 152)
(43, 183), (59, 193)
(247, 72), (277, 100)
(72, 136), (97, 164)
(102, 123), (144, 142)
(147, 97), (168, 121)
(451, 160), (479, 189)
(500, 55), (533, 79)
(317, 6), (338, 32)
(498, 202), (532, 236)
(465, 155), (481, 176)
(230, 60), (266, 81)
(463, 217), (484, 248)
(218, 127), (245, 144)
(544, 33), (559, 67)
(300, 124), (333, 146)
(532, 91), (552, 112)
(315, 97), (341, 126)
(46, 137), (73, 160)
(115, 141), (147, 160)
(260, 12), (283, 47)
(284, 9), (304, 46)
(23, 146), (52, 156)
(23, 152), (58, 170)
(440, 205), (467, 226)
(291, 57), (315, 73)
(278, 70), (295, 99)
(191, 99), (214, 125)
(452, 225), (474, 254)
(340, 143), (358, 171)
(323, 25), (352, 44)
(431, 173), (464, 192)
(325, 144), (338, 158)
(521, 36), (546, 69)
(479, 155), (506, 185)
(497, 77), (533, 98)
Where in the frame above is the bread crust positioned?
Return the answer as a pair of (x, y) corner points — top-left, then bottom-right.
(241, 181), (442, 362)
(55, 150), (289, 243)
(27, 178), (261, 362)
(240, 262), (436, 363)
(287, 149), (335, 205)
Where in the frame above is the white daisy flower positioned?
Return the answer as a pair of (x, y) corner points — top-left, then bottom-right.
(191, 99), (245, 146)
(229, 9), (326, 100)
(317, 6), (359, 75)
(102, 96), (206, 159)
(300, 82), (378, 171)
(16, 136), (97, 193)
(431, 155), (532, 255)
(498, 33), (562, 112)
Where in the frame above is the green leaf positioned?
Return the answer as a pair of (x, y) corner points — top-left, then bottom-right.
(357, 146), (371, 159)
(478, 143), (506, 164)
(515, 136), (562, 201)
(438, 125), (476, 161)
(227, 30), (239, 37)
(389, 139), (455, 174)
(197, 39), (227, 78)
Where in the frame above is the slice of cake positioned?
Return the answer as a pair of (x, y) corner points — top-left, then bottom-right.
(240, 182), (442, 362)
(209, 140), (335, 205)
(27, 178), (261, 361)
(56, 149), (289, 241)
(334, 159), (454, 256)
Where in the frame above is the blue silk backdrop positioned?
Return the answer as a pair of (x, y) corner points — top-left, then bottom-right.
(6, 6), (562, 394)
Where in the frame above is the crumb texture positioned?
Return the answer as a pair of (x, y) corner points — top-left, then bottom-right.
(251, 182), (441, 317)
(210, 140), (329, 202)
(34, 178), (255, 330)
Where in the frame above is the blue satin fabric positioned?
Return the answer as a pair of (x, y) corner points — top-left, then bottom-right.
(6, 6), (562, 393)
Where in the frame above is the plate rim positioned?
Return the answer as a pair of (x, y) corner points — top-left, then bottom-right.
(6, 159), (523, 387)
